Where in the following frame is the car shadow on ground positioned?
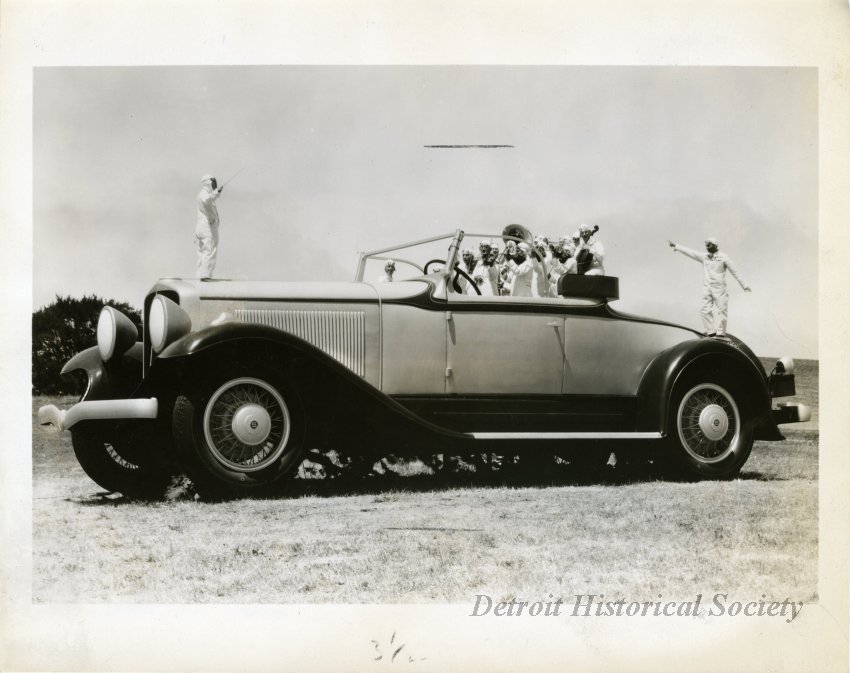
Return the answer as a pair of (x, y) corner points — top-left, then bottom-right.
(286, 462), (791, 500)
(64, 454), (793, 505)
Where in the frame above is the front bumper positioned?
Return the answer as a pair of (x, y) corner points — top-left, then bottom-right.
(37, 398), (158, 431)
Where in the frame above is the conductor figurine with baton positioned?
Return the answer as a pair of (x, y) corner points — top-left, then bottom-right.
(194, 168), (245, 280)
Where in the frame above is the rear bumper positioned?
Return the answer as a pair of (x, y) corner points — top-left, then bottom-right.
(769, 373), (797, 398)
(767, 358), (811, 427)
(772, 402), (812, 425)
(37, 398), (158, 431)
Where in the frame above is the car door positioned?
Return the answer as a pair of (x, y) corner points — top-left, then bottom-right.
(446, 295), (565, 395)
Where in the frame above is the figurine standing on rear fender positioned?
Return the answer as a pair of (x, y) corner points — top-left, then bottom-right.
(668, 237), (751, 337)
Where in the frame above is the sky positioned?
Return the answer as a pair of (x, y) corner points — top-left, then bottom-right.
(33, 66), (818, 358)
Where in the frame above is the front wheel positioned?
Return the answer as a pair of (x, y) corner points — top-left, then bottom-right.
(172, 366), (306, 497)
(665, 378), (754, 479)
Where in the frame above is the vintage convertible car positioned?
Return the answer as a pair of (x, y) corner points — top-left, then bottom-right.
(38, 228), (811, 497)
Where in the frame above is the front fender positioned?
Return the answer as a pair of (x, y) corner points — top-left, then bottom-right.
(636, 337), (778, 438)
(61, 343), (144, 402)
(158, 322), (329, 360)
(153, 323), (471, 453)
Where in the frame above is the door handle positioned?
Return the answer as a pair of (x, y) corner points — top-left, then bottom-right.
(546, 321), (560, 327)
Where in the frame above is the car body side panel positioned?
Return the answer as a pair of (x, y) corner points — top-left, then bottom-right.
(143, 276), (781, 445)
(564, 317), (692, 395)
(380, 304), (447, 394)
(447, 312), (565, 394)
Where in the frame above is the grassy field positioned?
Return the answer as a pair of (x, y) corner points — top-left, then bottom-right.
(31, 360), (818, 604)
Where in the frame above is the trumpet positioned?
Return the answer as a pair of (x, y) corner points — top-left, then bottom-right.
(495, 239), (518, 264)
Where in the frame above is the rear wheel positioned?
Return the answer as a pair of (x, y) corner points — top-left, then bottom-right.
(665, 377), (754, 479)
(172, 365), (306, 497)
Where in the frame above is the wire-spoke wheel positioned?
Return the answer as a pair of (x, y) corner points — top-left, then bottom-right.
(666, 377), (753, 480)
(173, 366), (305, 497)
(677, 383), (739, 464)
(203, 378), (291, 472)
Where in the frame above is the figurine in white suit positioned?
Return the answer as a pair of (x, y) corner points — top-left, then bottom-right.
(195, 174), (224, 279)
(668, 237), (751, 337)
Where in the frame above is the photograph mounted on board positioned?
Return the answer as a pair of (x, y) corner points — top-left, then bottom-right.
(32, 65), (818, 605)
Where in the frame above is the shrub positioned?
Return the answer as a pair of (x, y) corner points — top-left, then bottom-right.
(32, 295), (142, 395)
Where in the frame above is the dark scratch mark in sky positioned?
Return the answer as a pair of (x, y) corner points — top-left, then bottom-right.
(424, 145), (514, 148)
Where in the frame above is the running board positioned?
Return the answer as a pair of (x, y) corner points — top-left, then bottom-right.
(470, 431), (662, 440)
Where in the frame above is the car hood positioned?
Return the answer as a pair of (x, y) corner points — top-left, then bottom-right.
(150, 277), (432, 303)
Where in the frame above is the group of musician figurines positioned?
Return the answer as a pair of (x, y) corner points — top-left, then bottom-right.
(453, 223), (605, 298)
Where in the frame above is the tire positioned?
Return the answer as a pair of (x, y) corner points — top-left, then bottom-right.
(172, 365), (306, 497)
(71, 431), (170, 498)
(664, 376), (754, 479)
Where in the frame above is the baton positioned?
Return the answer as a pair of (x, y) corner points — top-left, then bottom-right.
(221, 166), (247, 188)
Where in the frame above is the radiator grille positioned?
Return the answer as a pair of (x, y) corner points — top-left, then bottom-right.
(234, 309), (366, 377)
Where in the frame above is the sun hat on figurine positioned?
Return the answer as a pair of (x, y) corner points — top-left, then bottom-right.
(579, 223), (592, 234)
(201, 174), (215, 184)
(705, 237), (719, 246)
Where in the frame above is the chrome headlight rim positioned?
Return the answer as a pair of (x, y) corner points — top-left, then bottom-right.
(96, 306), (138, 362)
(149, 295), (169, 353)
(149, 294), (192, 354)
(96, 307), (117, 360)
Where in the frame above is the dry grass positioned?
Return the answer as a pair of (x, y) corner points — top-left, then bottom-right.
(31, 360), (818, 604)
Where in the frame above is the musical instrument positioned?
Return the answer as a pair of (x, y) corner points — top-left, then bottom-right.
(501, 223), (534, 248)
(498, 223), (541, 262)
(575, 225), (600, 275)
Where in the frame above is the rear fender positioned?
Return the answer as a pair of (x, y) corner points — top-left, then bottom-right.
(637, 338), (777, 437)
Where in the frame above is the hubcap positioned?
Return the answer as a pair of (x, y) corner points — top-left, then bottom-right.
(698, 404), (729, 441)
(203, 377), (291, 472)
(231, 404), (272, 445)
(677, 383), (740, 464)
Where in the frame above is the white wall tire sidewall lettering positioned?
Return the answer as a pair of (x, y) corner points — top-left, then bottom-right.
(71, 432), (169, 498)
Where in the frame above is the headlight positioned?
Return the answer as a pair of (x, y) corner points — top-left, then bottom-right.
(149, 294), (192, 353)
(774, 356), (795, 376)
(97, 306), (138, 361)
